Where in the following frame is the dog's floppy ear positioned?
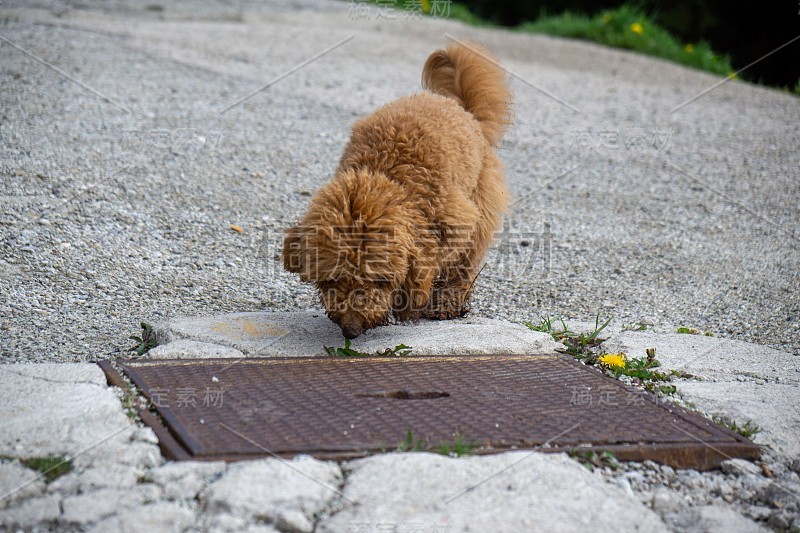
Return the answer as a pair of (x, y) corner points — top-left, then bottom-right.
(282, 225), (308, 277)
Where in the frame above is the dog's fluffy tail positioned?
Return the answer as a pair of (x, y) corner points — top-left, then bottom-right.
(422, 42), (511, 146)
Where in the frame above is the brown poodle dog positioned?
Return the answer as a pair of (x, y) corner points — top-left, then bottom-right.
(283, 42), (512, 339)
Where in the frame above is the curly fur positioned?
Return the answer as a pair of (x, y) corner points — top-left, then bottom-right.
(283, 42), (512, 339)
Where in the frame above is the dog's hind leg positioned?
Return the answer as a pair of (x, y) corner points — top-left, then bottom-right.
(420, 270), (474, 320)
(421, 150), (507, 320)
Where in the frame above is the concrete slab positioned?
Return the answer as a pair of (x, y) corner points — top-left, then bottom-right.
(147, 340), (245, 359)
(318, 452), (668, 532)
(60, 485), (162, 525)
(86, 501), (196, 533)
(199, 456), (342, 532)
(152, 311), (561, 357)
(0, 493), (61, 529)
(145, 461), (227, 501)
(0, 362), (164, 529)
(677, 381), (800, 460)
(45, 464), (146, 494)
(0, 364), (136, 459)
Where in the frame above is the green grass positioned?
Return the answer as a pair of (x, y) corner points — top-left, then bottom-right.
(676, 326), (714, 336)
(437, 434), (478, 457)
(129, 322), (157, 356)
(600, 348), (689, 394)
(713, 416), (761, 439)
(606, 348), (668, 381)
(525, 311), (611, 360)
(396, 430), (427, 452)
(526, 314), (698, 395)
(0, 455), (75, 483)
(569, 449), (619, 471)
(395, 430), (477, 456)
(121, 382), (140, 419)
(324, 338), (412, 357)
(521, 6), (734, 77)
(359, 2), (738, 82)
(21, 456), (73, 483)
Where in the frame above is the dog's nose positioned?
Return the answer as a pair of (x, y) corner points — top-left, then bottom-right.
(339, 315), (364, 339)
(341, 326), (362, 339)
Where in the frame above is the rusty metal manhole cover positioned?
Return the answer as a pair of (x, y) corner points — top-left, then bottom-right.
(99, 354), (759, 469)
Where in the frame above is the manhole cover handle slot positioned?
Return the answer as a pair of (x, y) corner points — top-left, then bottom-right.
(354, 390), (450, 400)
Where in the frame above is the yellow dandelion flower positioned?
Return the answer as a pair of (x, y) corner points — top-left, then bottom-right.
(630, 22), (644, 35)
(599, 353), (627, 369)
(684, 44), (695, 53)
(421, 0), (431, 14)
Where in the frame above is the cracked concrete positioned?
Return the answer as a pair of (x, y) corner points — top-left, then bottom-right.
(318, 452), (669, 532)
(199, 456), (343, 532)
(0, 364), (142, 460)
(1, 365), (109, 387)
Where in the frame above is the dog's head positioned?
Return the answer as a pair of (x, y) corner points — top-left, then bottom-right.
(283, 169), (418, 338)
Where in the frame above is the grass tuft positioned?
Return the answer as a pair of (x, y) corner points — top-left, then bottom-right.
(396, 430), (427, 452)
(437, 434), (478, 457)
(525, 310), (610, 360)
(569, 449), (619, 471)
(19, 456), (73, 483)
(395, 430), (477, 456)
(324, 338), (412, 357)
(129, 322), (157, 356)
(713, 416), (761, 439)
(677, 326), (714, 336)
(526, 314), (696, 395)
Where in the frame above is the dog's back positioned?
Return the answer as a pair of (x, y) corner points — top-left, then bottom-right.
(338, 94), (484, 194)
(338, 42), (512, 196)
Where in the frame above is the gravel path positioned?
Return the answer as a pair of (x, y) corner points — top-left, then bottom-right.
(1, 0), (798, 363)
